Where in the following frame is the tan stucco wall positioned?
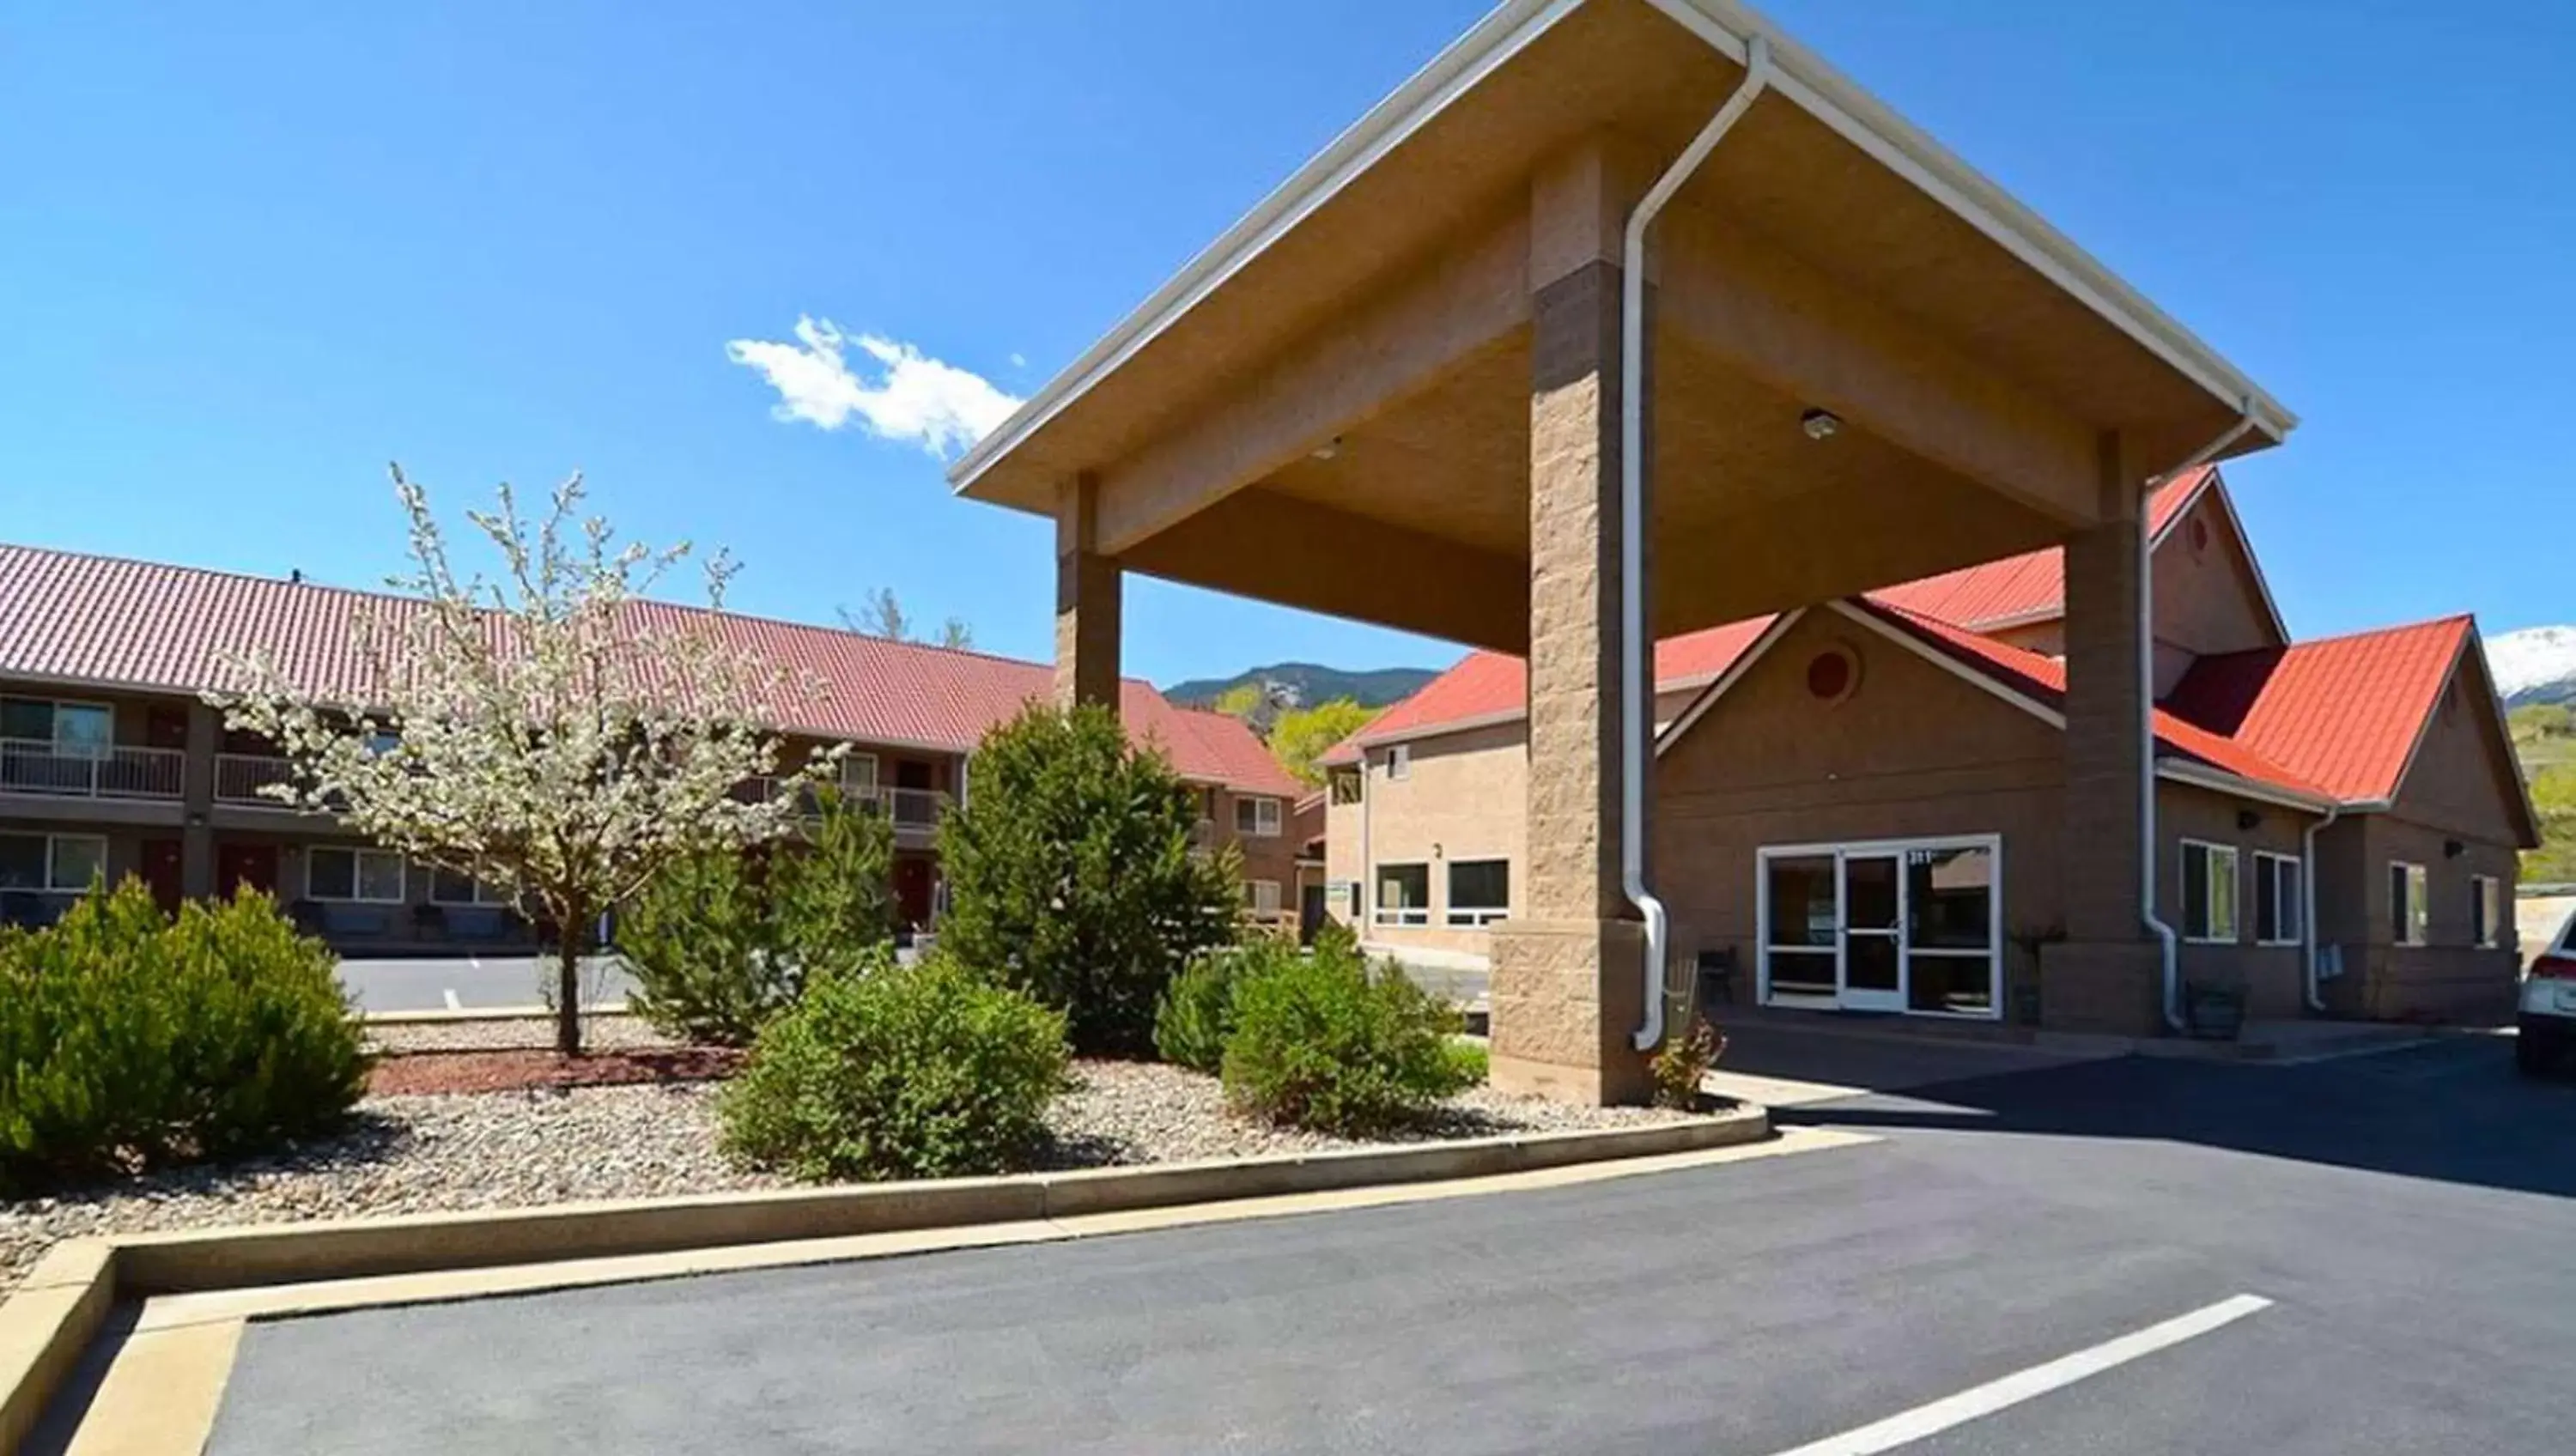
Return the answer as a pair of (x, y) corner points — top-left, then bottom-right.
(1651, 610), (2068, 1015)
(2152, 489), (2281, 661)
(1325, 721), (1528, 957)
(2155, 780), (2313, 1019)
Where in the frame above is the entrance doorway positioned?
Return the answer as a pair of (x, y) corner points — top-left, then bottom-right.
(140, 838), (183, 915)
(891, 854), (936, 931)
(216, 842), (281, 899)
(1757, 837), (2001, 1019)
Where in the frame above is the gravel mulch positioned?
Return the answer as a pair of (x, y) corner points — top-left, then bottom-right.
(362, 1014), (677, 1057)
(1, 1059), (1710, 1295)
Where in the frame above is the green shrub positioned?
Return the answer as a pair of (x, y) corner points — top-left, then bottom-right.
(0, 881), (368, 1192)
(1220, 943), (1475, 1135)
(937, 703), (1241, 1055)
(1442, 1039), (1490, 1087)
(1154, 937), (1303, 1073)
(719, 950), (1070, 1181)
(1649, 1017), (1726, 1110)
(623, 788), (896, 1046)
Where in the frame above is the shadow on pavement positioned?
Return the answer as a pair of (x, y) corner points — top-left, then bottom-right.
(1777, 1039), (2576, 1201)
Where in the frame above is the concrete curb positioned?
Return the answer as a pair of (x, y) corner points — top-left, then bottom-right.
(0, 1106), (1768, 1445)
(0, 1241), (115, 1456)
(358, 1005), (634, 1026)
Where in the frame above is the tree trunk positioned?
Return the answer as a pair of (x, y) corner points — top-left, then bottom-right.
(555, 907), (585, 1057)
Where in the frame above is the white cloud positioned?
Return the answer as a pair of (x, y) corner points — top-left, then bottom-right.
(724, 317), (1022, 458)
(1008, 351), (1027, 368)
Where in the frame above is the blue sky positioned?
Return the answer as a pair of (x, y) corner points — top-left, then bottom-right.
(4, 0), (2569, 686)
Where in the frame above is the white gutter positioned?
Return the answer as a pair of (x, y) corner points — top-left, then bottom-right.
(1621, 36), (1775, 1054)
(2142, 404), (2260, 1034)
(2302, 801), (2340, 1012)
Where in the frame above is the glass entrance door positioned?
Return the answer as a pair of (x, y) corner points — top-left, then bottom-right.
(1838, 853), (1905, 1012)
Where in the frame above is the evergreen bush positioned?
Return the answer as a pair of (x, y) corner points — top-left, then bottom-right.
(0, 881), (368, 1192)
(623, 787), (896, 1046)
(1219, 941), (1474, 1135)
(719, 949), (1069, 1181)
(937, 704), (1240, 1055)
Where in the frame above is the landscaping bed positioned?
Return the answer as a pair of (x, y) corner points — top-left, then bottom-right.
(2, 1026), (1708, 1295)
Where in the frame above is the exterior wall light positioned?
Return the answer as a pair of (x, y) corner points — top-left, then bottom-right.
(1800, 408), (1842, 441)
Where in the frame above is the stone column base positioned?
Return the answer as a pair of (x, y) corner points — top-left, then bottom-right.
(2038, 939), (2166, 1036)
(1487, 917), (1652, 1106)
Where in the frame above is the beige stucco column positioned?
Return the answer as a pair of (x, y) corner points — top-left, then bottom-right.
(1054, 473), (1122, 713)
(2040, 436), (2161, 1033)
(1488, 147), (1656, 1104)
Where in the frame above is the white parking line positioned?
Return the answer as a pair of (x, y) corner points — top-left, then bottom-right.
(442, 988), (463, 1010)
(1766, 1293), (2273, 1456)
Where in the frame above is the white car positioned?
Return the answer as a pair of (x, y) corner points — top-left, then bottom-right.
(2519, 910), (2576, 1077)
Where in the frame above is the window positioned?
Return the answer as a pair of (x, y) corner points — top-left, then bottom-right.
(1903, 846), (1996, 1014)
(1385, 744), (1410, 781)
(2180, 841), (2240, 943)
(2253, 852), (2305, 946)
(2389, 862), (2428, 945)
(2471, 875), (2500, 949)
(308, 846), (406, 903)
(0, 833), (105, 892)
(841, 753), (880, 795)
(1, 698), (112, 757)
(1234, 796), (1283, 837)
(1446, 859), (1510, 926)
(1243, 879), (1282, 915)
(428, 867), (512, 907)
(1763, 853), (1838, 997)
(1328, 768), (1362, 805)
(1373, 863), (1429, 925)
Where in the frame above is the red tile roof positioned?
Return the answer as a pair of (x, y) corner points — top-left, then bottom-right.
(2162, 616), (2474, 805)
(0, 543), (1296, 795)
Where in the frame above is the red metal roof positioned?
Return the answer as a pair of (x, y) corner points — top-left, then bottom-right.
(2162, 616), (2475, 805)
(1856, 599), (2332, 800)
(0, 543), (1295, 794)
(1318, 616), (1777, 767)
(1871, 466), (2212, 630)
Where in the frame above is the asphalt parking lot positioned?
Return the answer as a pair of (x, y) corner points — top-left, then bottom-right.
(336, 953), (635, 1014)
(200, 1030), (2576, 1454)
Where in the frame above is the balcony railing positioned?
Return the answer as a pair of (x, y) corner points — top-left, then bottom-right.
(0, 739), (183, 800)
(215, 753), (298, 805)
(732, 779), (952, 840)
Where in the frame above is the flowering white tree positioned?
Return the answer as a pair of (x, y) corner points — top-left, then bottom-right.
(216, 466), (840, 1055)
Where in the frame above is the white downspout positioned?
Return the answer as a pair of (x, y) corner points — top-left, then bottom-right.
(1623, 37), (1774, 1053)
(2302, 803), (2338, 1012)
(2142, 404), (2259, 1033)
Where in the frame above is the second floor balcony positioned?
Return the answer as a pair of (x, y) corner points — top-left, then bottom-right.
(733, 778), (953, 846)
(215, 752), (299, 806)
(0, 739), (183, 801)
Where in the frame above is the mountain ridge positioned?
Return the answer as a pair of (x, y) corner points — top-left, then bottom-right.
(2490, 625), (2576, 707)
(1166, 661), (1438, 711)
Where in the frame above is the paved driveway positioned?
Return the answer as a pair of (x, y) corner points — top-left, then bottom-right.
(336, 954), (635, 1014)
(204, 1035), (2576, 1453)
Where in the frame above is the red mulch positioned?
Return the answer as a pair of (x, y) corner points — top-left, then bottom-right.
(368, 1046), (744, 1096)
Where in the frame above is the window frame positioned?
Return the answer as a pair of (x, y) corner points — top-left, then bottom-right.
(1243, 878), (1282, 915)
(1444, 858), (1511, 927)
(426, 866), (513, 907)
(1328, 768), (1363, 805)
(307, 846), (409, 904)
(1371, 861), (1431, 926)
(2178, 840), (2242, 944)
(2, 696), (115, 759)
(2470, 873), (2500, 949)
(0, 832), (108, 893)
(2252, 851), (2305, 947)
(1384, 744), (1410, 781)
(841, 752), (880, 796)
(1233, 795), (1283, 837)
(2389, 861), (2429, 946)
(1753, 836), (2003, 1020)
